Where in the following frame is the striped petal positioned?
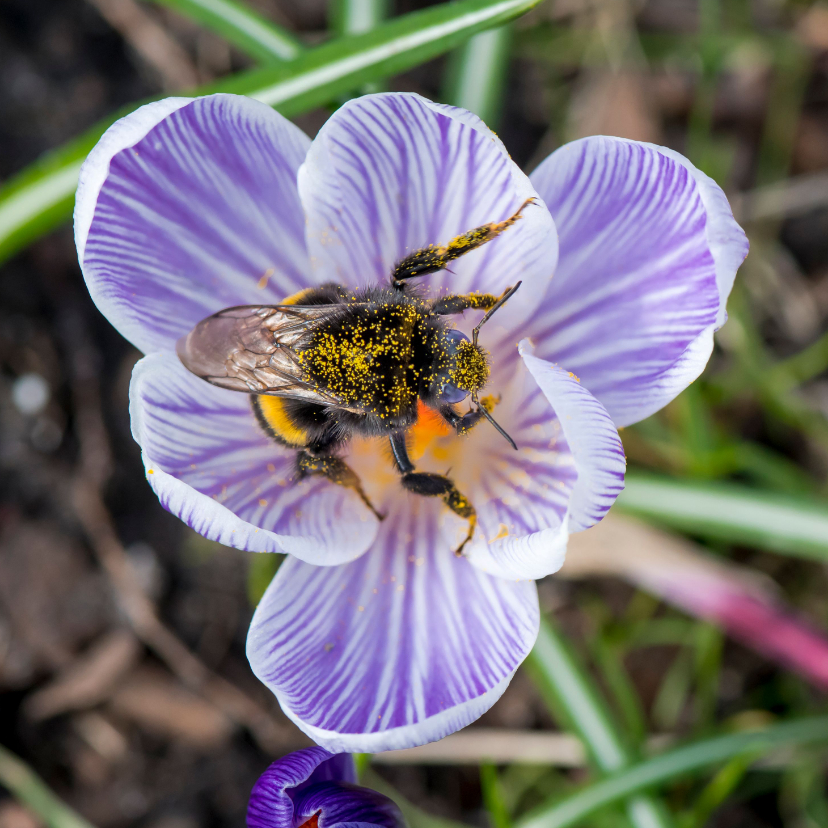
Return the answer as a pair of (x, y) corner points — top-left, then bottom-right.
(433, 358), (577, 580)
(247, 748), (349, 828)
(247, 497), (539, 753)
(248, 749), (401, 828)
(291, 782), (404, 828)
(298, 93), (557, 314)
(528, 136), (748, 427)
(247, 747), (405, 828)
(519, 343), (626, 532)
(464, 345), (625, 579)
(76, 94), (313, 355)
(130, 352), (379, 564)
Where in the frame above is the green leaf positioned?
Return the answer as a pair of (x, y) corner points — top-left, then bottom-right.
(525, 618), (676, 828)
(146, 0), (303, 62)
(329, 0), (391, 93)
(617, 474), (828, 561)
(246, 552), (283, 606)
(444, 24), (513, 126)
(0, 744), (96, 828)
(481, 762), (513, 828)
(0, 0), (542, 265)
(516, 717), (828, 828)
(330, 0), (391, 36)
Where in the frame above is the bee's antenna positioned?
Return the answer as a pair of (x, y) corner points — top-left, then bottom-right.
(472, 281), (522, 346)
(473, 392), (518, 451)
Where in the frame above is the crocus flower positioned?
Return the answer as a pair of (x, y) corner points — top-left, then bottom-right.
(75, 92), (748, 751)
(247, 747), (403, 828)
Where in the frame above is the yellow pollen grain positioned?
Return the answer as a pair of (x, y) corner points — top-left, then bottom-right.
(257, 267), (275, 289)
(449, 340), (489, 391)
(491, 523), (510, 542)
(259, 499), (268, 507)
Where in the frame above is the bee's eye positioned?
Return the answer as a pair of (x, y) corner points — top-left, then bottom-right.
(437, 382), (469, 404)
(444, 329), (470, 349)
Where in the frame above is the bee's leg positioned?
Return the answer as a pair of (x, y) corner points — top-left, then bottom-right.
(391, 198), (536, 287)
(439, 395), (500, 436)
(296, 448), (384, 521)
(429, 285), (519, 316)
(389, 433), (476, 555)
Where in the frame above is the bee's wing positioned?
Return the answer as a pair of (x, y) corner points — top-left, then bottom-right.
(176, 304), (346, 406)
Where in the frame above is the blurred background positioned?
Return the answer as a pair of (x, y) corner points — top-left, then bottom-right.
(1, 0), (828, 826)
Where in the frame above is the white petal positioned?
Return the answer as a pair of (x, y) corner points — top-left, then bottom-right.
(247, 497), (538, 753)
(130, 352), (379, 564)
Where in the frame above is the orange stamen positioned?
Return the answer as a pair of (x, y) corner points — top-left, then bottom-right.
(298, 812), (321, 828)
(409, 401), (451, 461)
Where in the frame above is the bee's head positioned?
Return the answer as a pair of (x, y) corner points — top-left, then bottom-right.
(432, 329), (489, 404)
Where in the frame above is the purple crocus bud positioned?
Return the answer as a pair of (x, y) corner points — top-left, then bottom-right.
(247, 748), (404, 828)
(75, 92), (749, 752)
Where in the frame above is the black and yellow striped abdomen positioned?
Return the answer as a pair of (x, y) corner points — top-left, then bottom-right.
(252, 396), (310, 448)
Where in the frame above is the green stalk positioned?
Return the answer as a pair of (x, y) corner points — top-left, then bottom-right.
(0, 744), (96, 828)
(617, 474), (828, 561)
(516, 717), (828, 828)
(0, 0), (543, 265)
(770, 328), (828, 389)
(146, 0), (303, 62)
(443, 24), (513, 125)
(525, 618), (675, 828)
(330, 0), (391, 92)
(481, 763), (513, 828)
(331, 0), (390, 36)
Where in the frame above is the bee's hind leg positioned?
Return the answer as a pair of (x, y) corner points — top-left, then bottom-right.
(389, 433), (476, 556)
(391, 198), (536, 287)
(296, 448), (384, 521)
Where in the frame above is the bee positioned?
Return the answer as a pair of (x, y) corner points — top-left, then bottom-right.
(177, 199), (534, 554)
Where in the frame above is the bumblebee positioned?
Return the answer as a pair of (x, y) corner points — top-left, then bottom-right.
(177, 199), (534, 554)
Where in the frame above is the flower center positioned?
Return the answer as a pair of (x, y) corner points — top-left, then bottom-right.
(297, 811), (321, 828)
(409, 401), (451, 461)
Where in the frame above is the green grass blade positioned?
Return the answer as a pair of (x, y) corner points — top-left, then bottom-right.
(147, 0), (303, 62)
(330, 0), (391, 93)
(213, 0), (543, 110)
(526, 618), (675, 828)
(0, 744), (96, 828)
(0, 0), (542, 265)
(443, 24), (513, 125)
(516, 717), (828, 828)
(481, 762), (513, 828)
(617, 474), (828, 561)
(331, 0), (390, 36)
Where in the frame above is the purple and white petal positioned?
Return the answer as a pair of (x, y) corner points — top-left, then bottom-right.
(520, 342), (626, 533)
(247, 747), (339, 828)
(247, 497), (539, 753)
(76, 94), (314, 355)
(298, 93), (557, 314)
(462, 347), (624, 578)
(292, 782), (404, 828)
(427, 358), (577, 580)
(528, 136), (748, 427)
(130, 352), (379, 564)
